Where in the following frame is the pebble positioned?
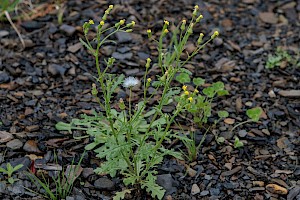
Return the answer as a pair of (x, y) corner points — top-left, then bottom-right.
(82, 168), (94, 178)
(0, 182), (6, 193)
(156, 174), (177, 194)
(48, 64), (66, 76)
(60, 24), (76, 36)
(200, 190), (209, 196)
(221, 166), (242, 177)
(21, 21), (44, 31)
(115, 32), (132, 43)
(268, 90), (276, 98)
(191, 184), (200, 195)
(6, 139), (23, 150)
(94, 178), (114, 190)
(0, 30), (9, 38)
(287, 186), (300, 200)
(209, 188), (221, 196)
(224, 118), (235, 125)
(112, 52), (133, 60)
(23, 140), (42, 153)
(259, 12), (278, 24)
(186, 166), (197, 177)
(266, 184), (288, 195)
(0, 131), (14, 143)
(67, 43), (82, 53)
(278, 90), (300, 97)
(0, 72), (10, 84)
(238, 130), (247, 138)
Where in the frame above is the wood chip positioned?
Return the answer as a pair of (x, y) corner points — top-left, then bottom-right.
(278, 90), (300, 97)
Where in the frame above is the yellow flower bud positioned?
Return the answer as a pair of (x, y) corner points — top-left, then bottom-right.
(182, 85), (187, 91)
(147, 29), (152, 38)
(120, 19), (125, 25)
(196, 15), (203, 23)
(184, 91), (189, 95)
(164, 29), (169, 34)
(211, 31), (219, 39)
(188, 97), (193, 102)
(132, 21), (136, 26)
(109, 5), (113, 9)
(182, 19), (186, 24)
(194, 89), (199, 93)
(100, 21), (105, 26)
(89, 19), (94, 25)
(181, 19), (186, 30)
(147, 78), (152, 82)
(164, 20), (169, 25)
(194, 5), (199, 10)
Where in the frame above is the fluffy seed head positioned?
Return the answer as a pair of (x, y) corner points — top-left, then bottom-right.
(123, 77), (139, 88)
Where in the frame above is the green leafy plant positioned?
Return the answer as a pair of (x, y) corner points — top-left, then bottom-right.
(26, 151), (85, 200)
(0, 163), (23, 184)
(56, 5), (220, 199)
(234, 137), (244, 148)
(266, 47), (300, 69)
(0, 0), (25, 48)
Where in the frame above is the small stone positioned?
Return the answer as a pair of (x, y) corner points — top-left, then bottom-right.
(266, 184), (288, 195)
(238, 130), (247, 138)
(200, 190), (209, 196)
(25, 125), (39, 132)
(268, 90), (276, 98)
(60, 24), (76, 36)
(186, 166), (197, 177)
(0, 181), (6, 193)
(112, 52), (133, 60)
(253, 181), (265, 187)
(259, 12), (278, 24)
(0, 30), (9, 38)
(278, 90), (300, 97)
(23, 140), (42, 153)
(0, 131), (14, 143)
(0, 72), (10, 84)
(67, 43), (82, 53)
(115, 32), (132, 43)
(191, 184), (200, 195)
(94, 178), (114, 190)
(221, 166), (242, 177)
(82, 168), (94, 178)
(156, 174), (177, 195)
(287, 186), (300, 200)
(210, 188), (221, 196)
(48, 64), (66, 76)
(224, 118), (235, 125)
(276, 137), (291, 149)
(21, 21), (45, 31)
(249, 187), (265, 192)
(204, 174), (212, 180)
(6, 139), (23, 150)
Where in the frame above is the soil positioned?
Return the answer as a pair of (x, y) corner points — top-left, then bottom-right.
(0, 0), (299, 200)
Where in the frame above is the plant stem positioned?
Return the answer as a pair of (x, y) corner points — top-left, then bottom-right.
(231, 119), (253, 133)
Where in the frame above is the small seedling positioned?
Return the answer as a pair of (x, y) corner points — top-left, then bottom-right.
(0, 163), (23, 184)
(234, 137), (243, 148)
(266, 48), (300, 69)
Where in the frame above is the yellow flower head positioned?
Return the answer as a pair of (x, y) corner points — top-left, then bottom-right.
(184, 91), (189, 95)
(182, 19), (186, 24)
(194, 5), (199, 10)
(164, 29), (169, 34)
(147, 58), (151, 63)
(89, 19), (94, 25)
(182, 85), (187, 91)
(214, 31), (219, 37)
(147, 78), (152, 82)
(109, 5), (114, 9)
(188, 97), (193, 102)
(164, 20), (169, 25)
(120, 19), (125, 25)
(147, 29), (151, 33)
(194, 89), (199, 93)
(131, 21), (136, 26)
(100, 21), (105, 26)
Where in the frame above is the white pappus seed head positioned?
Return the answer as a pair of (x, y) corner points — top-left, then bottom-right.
(123, 77), (139, 88)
